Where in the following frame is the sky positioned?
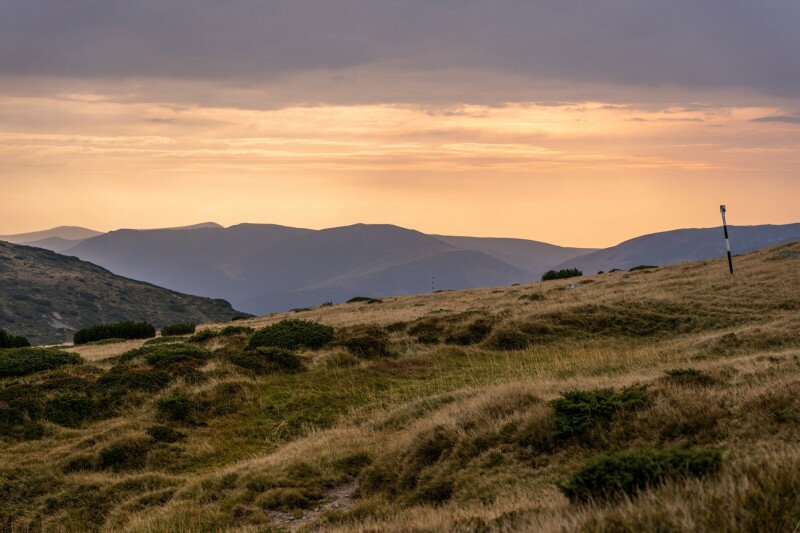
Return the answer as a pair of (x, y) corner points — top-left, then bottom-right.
(1, 1), (799, 247)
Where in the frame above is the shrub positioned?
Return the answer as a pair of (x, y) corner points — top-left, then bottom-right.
(98, 437), (152, 471)
(0, 328), (30, 348)
(44, 392), (93, 427)
(446, 319), (493, 346)
(550, 385), (650, 440)
(347, 296), (375, 303)
(560, 448), (723, 503)
(160, 323), (196, 336)
(0, 348), (82, 378)
(147, 424), (185, 443)
(542, 268), (582, 281)
(663, 368), (718, 387)
(339, 328), (392, 359)
(228, 347), (304, 374)
(73, 321), (156, 345)
(258, 487), (323, 511)
(629, 265), (659, 272)
(487, 329), (531, 350)
(249, 320), (334, 350)
(417, 334), (440, 345)
(189, 329), (217, 343)
(219, 325), (254, 337)
(156, 390), (194, 423)
(141, 344), (210, 369)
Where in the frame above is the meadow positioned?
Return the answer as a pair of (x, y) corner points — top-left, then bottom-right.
(1, 242), (799, 532)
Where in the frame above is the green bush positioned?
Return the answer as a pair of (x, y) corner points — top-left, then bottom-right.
(249, 319), (334, 351)
(663, 368), (718, 387)
(160, 323), (196, 336)
(157, 390), (194, 423)
(550, 385), (650, 440)
(339, 328), (391, 359)
(219, 325), (254, 337)
(0, 328), (30, 348)
(417, 334), (440, 345)
(347, 296), (382, 304)
(228, 347), (304, 374)
(487, 329), (531, 350)
(629, 265), (659, 272)
(44, 392), (93, 428)
(189, 329), (217, 343)
(542, 268), (582, 281)
(73, 321), (156, 345)
(146, 424), (185, 443)
(0, 348), (82, 378)
(560, 448), (722, 503)
(446, 319), (493, 346)
(98, 437), (152, 471)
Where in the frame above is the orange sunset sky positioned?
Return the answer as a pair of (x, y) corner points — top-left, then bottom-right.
(1, 2), (799, 247)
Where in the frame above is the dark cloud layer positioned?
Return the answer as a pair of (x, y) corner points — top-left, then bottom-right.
(1, 1), (799, 102)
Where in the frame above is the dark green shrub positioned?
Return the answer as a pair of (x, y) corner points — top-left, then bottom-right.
(98, 437), (152, 471)
(160, 323), (196, 336)
(629, 265), (659, 272)
(44, 392), (93, 427)
(228, 347), (304, 374)
(157, 390), (194, 423)
(446, 319), (493, 346)
(142, 344), (210, 369)
(340, 328), (391, 359)
(542, 268), (582, 281)
(487, 329), (531, 350)
(663, 368), (718, 387)
(189, 329), (217, 343)
(147, 424), (185, 443)
(560, 448), (722, 503)
(249, 319), (334, 351)
(219, 325), (254, 337)
(347, 296), (375, 303)
(0, 348), (82, 378)
(417, 334), (440, 345)
(550, 385), (650, 440)
(258, 487), (323, 511)
(0, 328), (30, 348)
(73, 321), (156, 345)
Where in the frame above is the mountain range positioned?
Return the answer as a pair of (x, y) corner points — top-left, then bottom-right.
(2, 221), (798, 317)
(0, 240), (241, 345)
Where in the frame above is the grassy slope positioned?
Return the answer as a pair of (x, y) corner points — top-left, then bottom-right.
(1, 242), (799, 532)
(0, 241), (240, 345)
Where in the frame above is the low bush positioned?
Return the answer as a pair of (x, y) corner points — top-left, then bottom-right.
(339, 327), (392, 359)
(73, 321), (156, 345)
(44, 392), (93, 428)
(219, 325), (254, 337)
(446, 319), (493, 346)
(228, 347), (304, 374)
(98, 437), (152, 471)
(542, 268), (582, 281)
(0, 328), (30, 348)
(189, 329), (217, 343)
(347, 296), (382, 304)
(417, 334), (440, 345)
(487, 329), (531, 350)
(249, 319), (334, 351)
(0, 348), (82, 378)
(550, 385), (650, 440)
(147, 424), (186, 443)
(160, 323), (196, 336)
(663, 368), (718, 387)
(629, 265), (659, 272)
(560, 448), (722, 503)
(157, 390), (194, 423)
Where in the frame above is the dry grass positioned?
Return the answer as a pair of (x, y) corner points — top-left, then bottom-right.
(1, 242), (799, 532)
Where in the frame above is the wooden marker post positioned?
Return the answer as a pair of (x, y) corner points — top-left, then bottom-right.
(720, 205), (734, 275)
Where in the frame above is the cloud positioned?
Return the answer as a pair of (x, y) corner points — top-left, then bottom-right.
(751, 115), (800, 123)
(1, 1), (800, 107)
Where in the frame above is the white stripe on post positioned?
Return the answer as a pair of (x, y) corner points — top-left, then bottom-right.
(720, 205), (734, 275)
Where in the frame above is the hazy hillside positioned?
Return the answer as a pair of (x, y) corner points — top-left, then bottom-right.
(434, 234), (594, 278)
(65, 224), (561, 314)
(0, 241), (241, 345)
(3, 242), (798, 531)
(556, 223), (800, 273)
(0, 226), (102, 245)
